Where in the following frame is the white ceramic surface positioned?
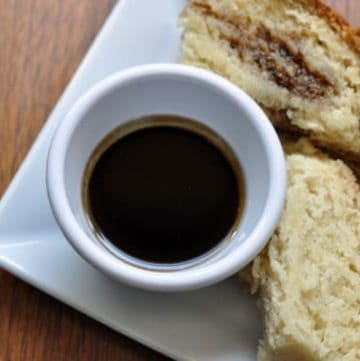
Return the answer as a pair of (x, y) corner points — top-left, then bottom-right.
(0, 1), (274, 359)
(47, 64), (286, 292)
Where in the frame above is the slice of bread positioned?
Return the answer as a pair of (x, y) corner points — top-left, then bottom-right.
(180, 0), (360, 164)
(247, 139), (360, 361)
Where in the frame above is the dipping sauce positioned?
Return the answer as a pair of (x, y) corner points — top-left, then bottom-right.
(84, 115), (243, 264)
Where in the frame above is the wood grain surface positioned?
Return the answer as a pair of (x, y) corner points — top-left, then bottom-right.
(0, 1), (359, 360)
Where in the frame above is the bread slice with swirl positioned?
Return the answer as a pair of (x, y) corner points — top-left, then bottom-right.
(179, 0), (360, 164)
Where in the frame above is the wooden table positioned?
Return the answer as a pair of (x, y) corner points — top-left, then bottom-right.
(0, 1), (358, 360)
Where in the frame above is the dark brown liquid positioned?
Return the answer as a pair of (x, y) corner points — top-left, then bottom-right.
(85, 118), (243, 264)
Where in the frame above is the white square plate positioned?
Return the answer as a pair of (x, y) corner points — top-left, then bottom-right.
(0, 1), (261, 360)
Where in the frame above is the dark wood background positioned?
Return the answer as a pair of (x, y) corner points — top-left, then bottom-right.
(0, 1), (358, 360)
